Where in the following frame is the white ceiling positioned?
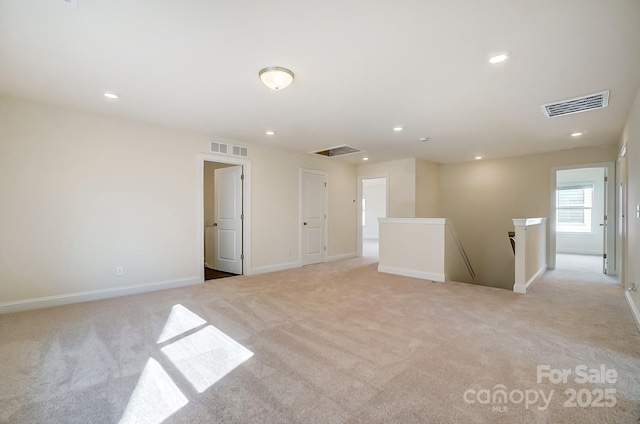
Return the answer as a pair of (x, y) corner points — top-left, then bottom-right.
(1, 0), (640, 164)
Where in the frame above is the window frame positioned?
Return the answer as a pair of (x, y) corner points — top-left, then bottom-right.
(555, 183), (595, 234)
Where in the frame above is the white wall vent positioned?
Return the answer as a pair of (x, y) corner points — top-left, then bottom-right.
(211, 142), (229, 154)
(310, 145), (362, 157)
(232, 145), (248, 157)
(540, 90), (609, 118)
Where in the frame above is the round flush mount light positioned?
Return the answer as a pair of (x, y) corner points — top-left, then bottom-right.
(104, 92), (118, 99)
(259, 67), (294, 90)
(419, 137), (429, 142)
(475, 156), (483, 160)
(571, 132), (583, 137)
(265, 130), (276, 135)
(489, 53), (510, 64)
(393, 126), (404, 132)
(362, 157), (369, 161)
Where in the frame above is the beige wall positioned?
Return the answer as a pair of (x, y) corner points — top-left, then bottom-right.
(415, 159), (440, 217)
(620, 85), (640, 326)
(438, 146), (618, 289)
(0, 96), (357, 306)
(249, 145), (358, 270)
(358, 158), (416, 217)
(378, 218), (446, 282)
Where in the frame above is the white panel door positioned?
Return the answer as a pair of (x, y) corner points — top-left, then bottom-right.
(302, 170), (326, 265)
(214, 166), (243, 274)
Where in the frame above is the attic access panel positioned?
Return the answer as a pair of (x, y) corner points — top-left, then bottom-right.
(310, 145), (362, 157)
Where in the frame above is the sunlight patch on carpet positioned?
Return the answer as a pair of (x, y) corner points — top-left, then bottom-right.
(161, 325), (254, 393)
(157, 304), (207, 344)
(118, 358), (188, 424)
(119, 305), (253, 422)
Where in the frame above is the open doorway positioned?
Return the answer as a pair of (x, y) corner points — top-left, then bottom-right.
(361, 177), (387, 260)
(551, 164), (616, 281)
(204, 162), (241, 280)
(198, 153), (251, 282)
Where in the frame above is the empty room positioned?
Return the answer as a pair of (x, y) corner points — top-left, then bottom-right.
(1, 1), (640, 423)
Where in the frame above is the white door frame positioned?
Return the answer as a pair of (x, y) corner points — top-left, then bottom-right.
(197, 153), (252, 281)
(357, 174), (389, 257)
(549, 161), (615, 274)
(299, 168), (328, 265)
(616, 145), (627, 288)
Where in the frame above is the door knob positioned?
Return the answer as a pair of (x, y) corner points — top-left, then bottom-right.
(303, 222), (308, 225)
(213, 223), (218, 226)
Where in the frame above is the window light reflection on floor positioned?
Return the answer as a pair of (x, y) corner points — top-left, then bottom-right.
(119, 305), (253, 423)
(161, 324), (254, 393)
(118, 358), (188, 424)
(157, 304), (207, 344)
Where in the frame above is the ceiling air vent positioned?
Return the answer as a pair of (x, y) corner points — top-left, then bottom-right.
(540, 91), (609, 118)
(311, 145), (362, 157)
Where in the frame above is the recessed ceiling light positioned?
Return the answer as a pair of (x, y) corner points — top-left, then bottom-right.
(393, 126), (403, 132)
(265, 130), (276, 135)
(489, 53), (509, 64)
(475, 156), (483, 160)
(362, 157), (369, 161)
(419, 137), (429, 142)
(571, 132), (583, 137)
(104, 92), (118, 99)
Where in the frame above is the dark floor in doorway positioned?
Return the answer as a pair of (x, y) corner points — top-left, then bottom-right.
(204, 267), (238, 281)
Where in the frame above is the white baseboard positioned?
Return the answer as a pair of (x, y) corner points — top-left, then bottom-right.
(250, 261), (301, 275)
(513, 264), (547, 294)
(0, 277), (201, 315)
(327, 252), (357, 262)
(378, 265), (445, 282)
(625, 291), (640, 333)
(556, 249), (601, 255)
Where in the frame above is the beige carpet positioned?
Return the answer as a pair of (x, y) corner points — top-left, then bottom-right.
(1, 258), (639, 423)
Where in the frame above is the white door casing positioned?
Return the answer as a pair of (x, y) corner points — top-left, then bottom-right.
(301, 169), (327, 265)
(602, 170), (609, 274)
(549, 162), (616, 275)
(214, 166), (243, 274)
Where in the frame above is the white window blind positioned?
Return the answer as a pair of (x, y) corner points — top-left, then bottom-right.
(556, 184), (593, 233)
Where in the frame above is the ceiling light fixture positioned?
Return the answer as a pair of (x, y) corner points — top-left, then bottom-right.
(363, 157), (369, 161)
(393, 126), (403, 132)
(265, 130), (276, 135)
(259, 67), (294, 90)
(571, 132), (583, 137)
(489, 53), (509, 64)
(419, 137), (429, 142)
(104, 92), (118, 99)
(475, 156), (483, 160)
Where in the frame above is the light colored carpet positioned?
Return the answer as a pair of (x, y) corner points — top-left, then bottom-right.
(1, 258), (639, 423)
(556, 253), (607, 275)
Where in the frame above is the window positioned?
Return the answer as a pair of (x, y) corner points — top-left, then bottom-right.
(556, 184), (593, 233)
(362, 196), (366, 227)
